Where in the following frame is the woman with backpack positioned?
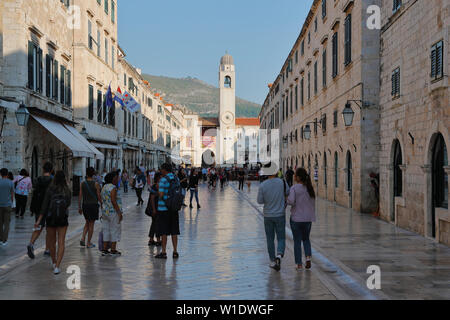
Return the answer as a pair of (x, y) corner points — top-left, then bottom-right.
(78, 167), (102, 249)
(35, 171), (72, 275)
(100, 171), (123, 257)
(287, 168), (316, 271)
(13, 169), (32, 219)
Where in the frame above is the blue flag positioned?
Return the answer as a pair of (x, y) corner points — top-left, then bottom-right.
(106, 84), (113, 112)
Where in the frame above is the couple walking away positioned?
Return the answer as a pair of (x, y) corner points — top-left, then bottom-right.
(257, 165), (316, 271)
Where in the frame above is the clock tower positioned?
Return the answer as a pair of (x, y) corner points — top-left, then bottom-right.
(218, 53), (236, 165)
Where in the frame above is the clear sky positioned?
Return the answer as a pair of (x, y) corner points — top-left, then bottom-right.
(118, 0), (314, 105)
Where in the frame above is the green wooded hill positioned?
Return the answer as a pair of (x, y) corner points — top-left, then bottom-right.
(142, 74), (261, 118)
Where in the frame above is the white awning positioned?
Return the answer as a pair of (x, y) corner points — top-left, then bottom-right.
(63, 124), (105, 160)
(31, 115), (104, 160)
(91, 142), (120, 150)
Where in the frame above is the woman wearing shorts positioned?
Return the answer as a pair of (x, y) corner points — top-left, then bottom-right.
(78, 167), (102, 249)
(35, 171), (72, 275)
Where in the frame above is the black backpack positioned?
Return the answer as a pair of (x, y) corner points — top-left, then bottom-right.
(164, 176), (183, 212)
(47, 193), (69, 225)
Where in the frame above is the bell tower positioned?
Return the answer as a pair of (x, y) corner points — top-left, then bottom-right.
(218, 53), (236, 165)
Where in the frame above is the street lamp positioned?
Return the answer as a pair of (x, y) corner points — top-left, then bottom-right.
(303, 124), (312, 140)
(282, 136), (288, 149)
(342, 102), (355, 127)
(80, 127), (89, 139)
(122, 139), (128, 150)
(15, 103), (30, 127)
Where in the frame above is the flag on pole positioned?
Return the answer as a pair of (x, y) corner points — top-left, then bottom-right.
(106, 84), (113, 112)
(122, 91), (141, 113)
(114, 87), (125, 108)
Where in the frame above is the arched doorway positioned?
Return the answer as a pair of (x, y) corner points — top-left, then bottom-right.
(391, 139), (403, 222)
(334, 152), (339, 202)
(31, 147), (39, 182)
(346, 151), (352, 208)
(432, 133), (448, 238)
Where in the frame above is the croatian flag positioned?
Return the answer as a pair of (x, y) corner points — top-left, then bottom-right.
(114, 87), (125, 108)
(122, 91), (141, 113)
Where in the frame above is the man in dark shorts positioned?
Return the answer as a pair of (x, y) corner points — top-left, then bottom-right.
(78, 167), (102, 248)
(155, 163), (180, 259)
(27, 162), (53, 259)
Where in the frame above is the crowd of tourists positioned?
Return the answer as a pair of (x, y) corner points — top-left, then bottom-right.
(0, 161), (316, 275)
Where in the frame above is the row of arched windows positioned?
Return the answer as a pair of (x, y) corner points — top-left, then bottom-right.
(285, 150), (353, 192)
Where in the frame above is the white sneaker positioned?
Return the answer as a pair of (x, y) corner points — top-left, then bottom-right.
(53, 267), (60, 275)
(2, 241), (8, 246)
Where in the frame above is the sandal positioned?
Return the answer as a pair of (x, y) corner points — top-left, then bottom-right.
(155, 252), (167, 259)
(87, 243), (96, 249)
(173, 252), (179, 259)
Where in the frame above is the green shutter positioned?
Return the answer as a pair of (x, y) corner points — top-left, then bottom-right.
(28, 42), (34, 90)
(38, 48), (43, 93)
(431, 46), (437, 79)
(46, 55), (51, 97)
(60, 65), (65, 104)
(53, 60), (58, 99)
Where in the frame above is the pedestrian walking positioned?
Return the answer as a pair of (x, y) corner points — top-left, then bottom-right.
(121, 170), (129, 193)
(0, 168), (14, 246)
(285, 167), (295, 187)
(78, 167), (102, 249)
(202, 168), (208, 183)
(146, 172), (162, 247)
(100, 171), (123, 257)
(13, 169), (32, 219)
(35, 171), (72, 275)
(7, 172), (16, 211)
(155, 163), (181, 259)
(257, 164), (290, 271)
(134, 168), (146, 206)
(27, 162), (54, 259)
(189, 169), (201, 209)
(238, 169), (245, 190)
(287, 168), (316, 270)
(178, 168), (188, 207)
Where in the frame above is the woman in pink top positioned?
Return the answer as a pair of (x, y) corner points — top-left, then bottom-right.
(13, 169), (33, 219)
(287, 168), (316, 270)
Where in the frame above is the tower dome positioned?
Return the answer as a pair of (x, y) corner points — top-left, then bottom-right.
(220, 53), (234, 66)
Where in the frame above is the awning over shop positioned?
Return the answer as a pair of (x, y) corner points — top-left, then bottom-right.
(91, 142), (120, 150)
(63, 125), (104, 160)
(31, 114), (104, 160)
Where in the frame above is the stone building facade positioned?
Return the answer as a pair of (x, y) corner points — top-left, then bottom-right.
(0, 0), (100, 191)
(72, 0), (120, 177)
(260, 0), (381, 213)
(0, 0), (195, 197)
(379, 0), (450, 245)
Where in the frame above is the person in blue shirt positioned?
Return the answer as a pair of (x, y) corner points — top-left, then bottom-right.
(0, 168), (14, 246)
(155, 163), (180, 259)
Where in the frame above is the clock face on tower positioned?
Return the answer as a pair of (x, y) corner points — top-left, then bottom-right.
(221, 111), (234, 125)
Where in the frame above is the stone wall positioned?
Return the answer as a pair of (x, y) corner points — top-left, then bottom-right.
(1, 0), (74, 174)
(379, 0), (450, 245)
(261, 0), (381, 213)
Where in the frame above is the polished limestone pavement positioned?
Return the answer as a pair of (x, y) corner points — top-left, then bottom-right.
(0, 184), (336, 300)
(240, 181), (450, 300)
